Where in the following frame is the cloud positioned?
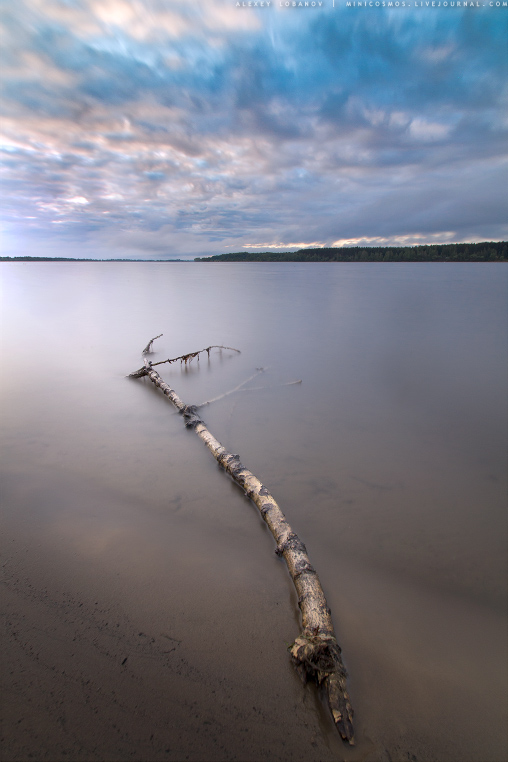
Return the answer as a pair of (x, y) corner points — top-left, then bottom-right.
(0, 1), (506, 258)
(243, 241), (326, 249)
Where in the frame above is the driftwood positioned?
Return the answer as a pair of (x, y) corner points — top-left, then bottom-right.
(129, 341), (354, 744)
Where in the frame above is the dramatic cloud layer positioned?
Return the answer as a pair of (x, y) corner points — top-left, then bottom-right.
(1, 0), (507, 258)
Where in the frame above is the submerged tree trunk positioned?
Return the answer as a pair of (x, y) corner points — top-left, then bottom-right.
(129, 348), (354, 744)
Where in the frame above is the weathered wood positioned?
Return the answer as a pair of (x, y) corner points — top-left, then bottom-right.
(129, 347), (354, 744)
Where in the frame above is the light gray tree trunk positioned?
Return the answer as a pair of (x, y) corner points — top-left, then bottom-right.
(129, 346), (354, 744)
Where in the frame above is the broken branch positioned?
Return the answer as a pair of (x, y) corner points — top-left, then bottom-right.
(129, 345), (241, 378)
(142, 333), (163, 355)
(129, 339), (354, 744)
(152, 345), (241, 367)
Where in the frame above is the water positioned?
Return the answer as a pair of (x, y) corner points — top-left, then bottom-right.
(1, 262), (507, 762)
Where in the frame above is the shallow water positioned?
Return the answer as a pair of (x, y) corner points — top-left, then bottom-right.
(1, 262), (507, 761)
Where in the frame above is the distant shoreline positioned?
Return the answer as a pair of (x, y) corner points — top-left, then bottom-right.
(1, 241), (507, 263)
(0, 257), (188, 262)
(195, 242), (507, 262)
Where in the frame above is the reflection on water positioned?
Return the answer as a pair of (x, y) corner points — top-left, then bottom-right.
(1, 262), (507, 761)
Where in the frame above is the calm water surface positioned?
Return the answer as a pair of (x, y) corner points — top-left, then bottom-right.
(1, 262), (507, 761)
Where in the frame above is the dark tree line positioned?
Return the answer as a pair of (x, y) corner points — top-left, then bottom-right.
(195, 242), (507, 262)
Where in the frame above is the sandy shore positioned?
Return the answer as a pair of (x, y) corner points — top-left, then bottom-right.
(1, 569), (339, 762)
(0, 484), (350, 762)
(2, 460), (507, 762)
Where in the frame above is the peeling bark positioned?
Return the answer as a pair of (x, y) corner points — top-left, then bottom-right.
(129, 346), (354, 744)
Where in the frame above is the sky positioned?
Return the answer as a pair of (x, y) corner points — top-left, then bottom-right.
(0, 0), (507, 259)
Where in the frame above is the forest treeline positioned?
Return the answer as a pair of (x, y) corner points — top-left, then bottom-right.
(195, 242), (507, 262)
(2, 242), (506, 263)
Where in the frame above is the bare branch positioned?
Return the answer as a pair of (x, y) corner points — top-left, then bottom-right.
(129, 342), (241, 379)
(234, 379), (302, 392)
(128, 367), (148, 379)
(197, 375), (302, 408)
(142, 334), (163, 355)
(197, 369), (265, 407)
(150, 345), (241, 368)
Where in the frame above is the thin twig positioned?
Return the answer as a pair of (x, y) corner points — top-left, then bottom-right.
(198, 378), (303, 407)
(234, 380), (302, 392)
(197, 369), (266, 407)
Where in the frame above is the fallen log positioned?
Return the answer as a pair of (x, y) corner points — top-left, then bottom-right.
(128, 342), (354, 744)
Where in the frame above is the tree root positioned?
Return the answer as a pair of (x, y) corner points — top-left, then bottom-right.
(290, 632), (354, 742)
